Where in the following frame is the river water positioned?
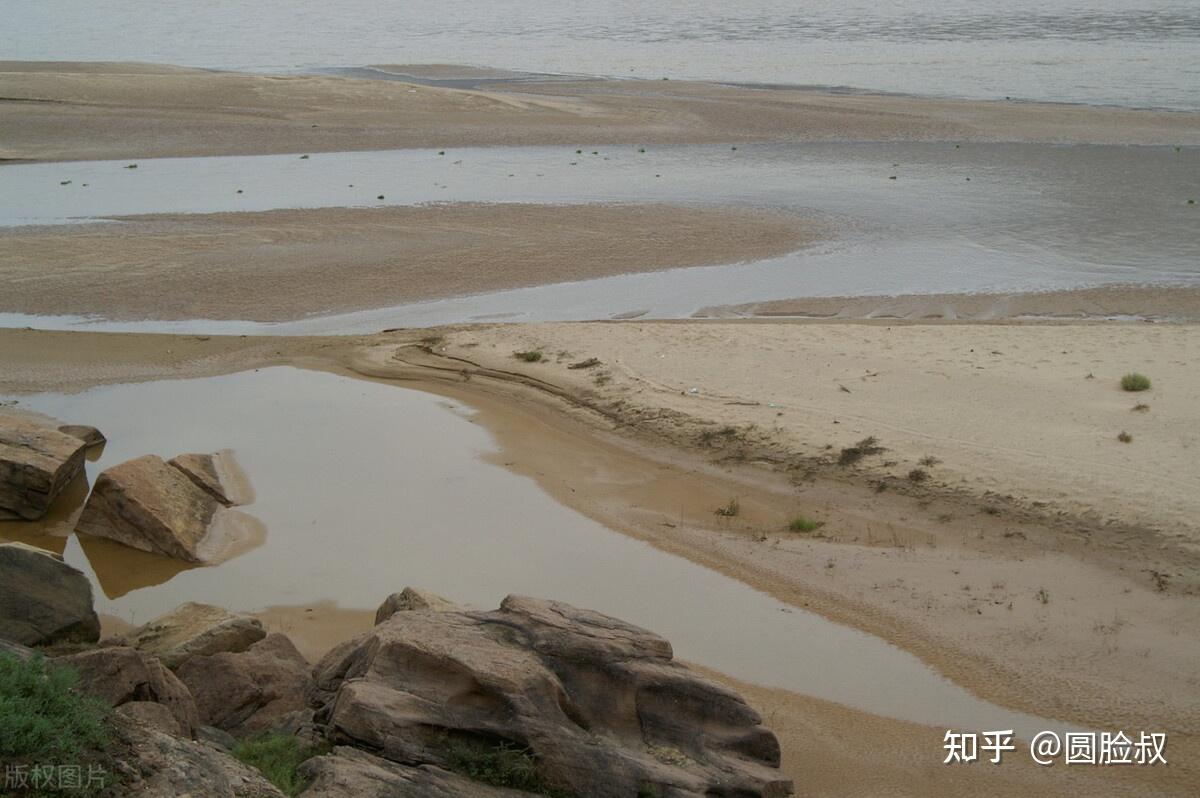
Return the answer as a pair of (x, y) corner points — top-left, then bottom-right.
(4, 0), (1200, 110)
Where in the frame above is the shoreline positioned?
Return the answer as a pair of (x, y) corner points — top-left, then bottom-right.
(4, 61), (1200, 163)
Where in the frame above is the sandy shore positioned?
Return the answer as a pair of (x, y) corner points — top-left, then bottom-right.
(698, 285), (1200, 322)
(3, 323), (1198, 794)
(0, 204), (813, 321)
(3, 62), (1199, 162)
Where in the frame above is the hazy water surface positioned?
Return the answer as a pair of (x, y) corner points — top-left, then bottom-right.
(4, 0), (1200, 109)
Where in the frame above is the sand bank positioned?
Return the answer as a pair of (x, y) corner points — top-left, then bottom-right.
(3, 62), (1199, 162)
(697, 285), (1200, 322)
(0, 204), (813, 321)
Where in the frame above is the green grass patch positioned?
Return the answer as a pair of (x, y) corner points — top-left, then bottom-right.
(787, 516), (824, 533)
(1120, 373), (1151, 392)
(514, 350), (544, 363)
(232, 733), (329, 797)
(440, 735), (571, 797)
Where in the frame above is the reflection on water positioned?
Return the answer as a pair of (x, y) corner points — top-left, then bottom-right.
(1, 367), (1066, 735)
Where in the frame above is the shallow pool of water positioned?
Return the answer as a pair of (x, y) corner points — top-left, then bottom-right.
(1, 366), (1066, 736)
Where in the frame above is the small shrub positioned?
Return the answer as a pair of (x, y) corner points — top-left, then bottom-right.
(714, 498), (740, 517)
(440, 735), (567, 796)
(1117, 431), (1133, 443)
(788, 516), (824, 533)
(907, 468), (929, 483)
(838, 436), (884, 466)
(1035, 588), (1050, 605)
(514, 350), (544, 363)
(918, 455), (941, 467)
(232, 733), (329, 797)
(1120, 373), (1151, 392)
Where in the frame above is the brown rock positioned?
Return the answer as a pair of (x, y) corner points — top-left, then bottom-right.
(57, 424), (106, 449)
(169, 450), (253, 506)
(177, 633), (312, 736)
(374, 586), (458, 625)
(114, 713), (287, 798)
(59, 646), (199, 738)
(0, 542), (100, 646)
(0, 415), (87, 520)
(76, 454), (226, 563)
(124, 602), (266, 669)
(115, 700), (187, 737)
(299, 746), (537, 798)
(313, 595), (791, 798)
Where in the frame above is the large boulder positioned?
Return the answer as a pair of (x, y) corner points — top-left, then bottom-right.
(299, 746), (537, 798)
(313, 595), (791, 798)
(374, 586), (458, 625)
(0, 542), (100, 646)
(113, 713), (287, 798)
(123, 602), (266, 669)
(75, 454), (253, 563)
(59, 646), (200, 738)
(177, 633), (312, 736)
(168, 450), (253, 507)
(0, 416), (87, 520)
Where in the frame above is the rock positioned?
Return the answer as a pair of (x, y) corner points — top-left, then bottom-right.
(0, 638), (38, 661)
(124, 602), (266, 669)
(374, 586), (458, 624)
(0, 542), (100, 646)
(116, 701), (188, 737)
(313, 595), (791, 798)
(299, 746), (537, 798)
(177, 633), (312, 736)
(197, 725), (238, 752)
(59, 646), (199, 738)
(169, 450), (253, 506)
(75, 455), (226, 563)
(0, 416), (87, 519)
(114, 713), (287, 798)
(57, 424), (106, 449)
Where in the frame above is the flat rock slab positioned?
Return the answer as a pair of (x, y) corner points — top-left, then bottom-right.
(0, 541), (100, 646)
(123, 601), (266, 669)
(57, 424), (106, 449)
(76, 453), (260, 564)
(0, 415), (87, 520)
(169, 450), (253, 506)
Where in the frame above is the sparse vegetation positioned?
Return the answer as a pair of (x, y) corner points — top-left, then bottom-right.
(1120, 373), (1151, 392)
(1132, 403), (1150, 412)
(232, 733), (330, 797)
(0, 654), (111, 794)
(567, 357), (601, 370)
(439, 735), (569, 796)
(838, 436), (884, 466)
(918, 455), (941, 467)
(907, 468), (929, 483)
(1117, 430), (1133, 443)
(788, 516), (824, 533)
(1035, 588), (1050, 605)
(514, 350), (544, 363)
(714, 498), (740, 517)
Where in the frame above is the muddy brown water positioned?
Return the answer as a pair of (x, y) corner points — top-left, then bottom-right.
(1, 366), (1068, 737)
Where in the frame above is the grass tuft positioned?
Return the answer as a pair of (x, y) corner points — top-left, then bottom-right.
(1120, 373), (1151, 392)
(837, 436), (884, 467)
(514, 350), (544, 363)
(714, 498), (740, 517)
(232, 733), (330, 797)
(787, 516), (824, 533)
(1117, 431), (1133, 443)
(907, 468), (929, 483)
(439, 735), (570, 796)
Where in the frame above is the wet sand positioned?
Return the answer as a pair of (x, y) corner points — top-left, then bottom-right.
(0, 204), (813, 321)
(697, 285), (1200, 321)
(2, 324), (1198, 794)
(3, 62), (1200, 162)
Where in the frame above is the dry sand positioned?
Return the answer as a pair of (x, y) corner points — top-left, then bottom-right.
(698, 284), (1200, 322)
(3, 62), (1199, 162)
(3, 323), (1198, 795)
(0, 204), (813, 321)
